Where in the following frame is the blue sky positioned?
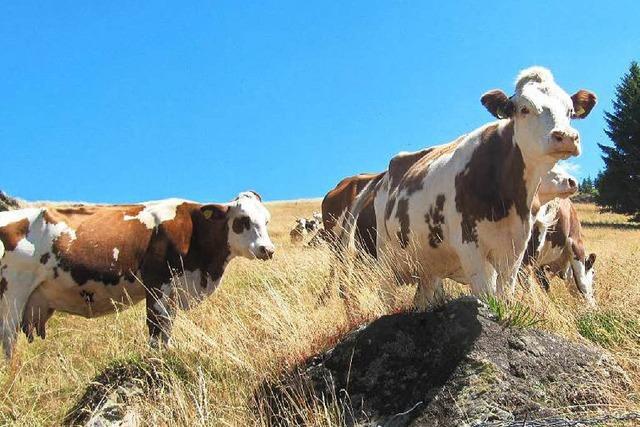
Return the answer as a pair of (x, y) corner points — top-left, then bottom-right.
(1, 1), (638, 203)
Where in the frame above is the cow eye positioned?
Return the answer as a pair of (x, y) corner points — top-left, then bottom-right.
(520, 106), (530, 115)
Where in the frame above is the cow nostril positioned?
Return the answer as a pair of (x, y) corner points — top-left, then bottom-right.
(569, 179), (577, 188)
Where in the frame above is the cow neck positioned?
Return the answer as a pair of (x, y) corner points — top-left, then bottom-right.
(510, 123), (559, 219)
(188, 207), (233, 282)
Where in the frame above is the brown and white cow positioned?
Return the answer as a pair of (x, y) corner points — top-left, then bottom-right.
(528, 198), (596, 305)
(321, 173), (383, 257)
(341, 67), (596, 308)
(0, 191), (274, 358)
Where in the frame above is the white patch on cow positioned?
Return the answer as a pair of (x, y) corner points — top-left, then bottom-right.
(112, 247), (120, 262)
(123, 198), (190, 229)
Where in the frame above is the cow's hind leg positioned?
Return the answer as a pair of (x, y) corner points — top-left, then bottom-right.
(413, 276), (444, 311)
(459, 247), (498, 297)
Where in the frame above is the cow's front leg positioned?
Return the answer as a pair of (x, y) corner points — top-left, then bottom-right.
(413, 276), (444, 311)
(145, 283), (176, 349)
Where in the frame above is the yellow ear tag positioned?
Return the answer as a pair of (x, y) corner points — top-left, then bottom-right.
(576, 106), (585, 116)
(203, 210), (213, 220)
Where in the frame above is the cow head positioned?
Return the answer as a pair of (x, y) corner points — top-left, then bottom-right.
(201, 191), (275, 261)
(537, 165), (578, 204)
(481, 67), (596, 162)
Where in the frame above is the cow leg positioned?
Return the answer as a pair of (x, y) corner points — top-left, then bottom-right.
(145, 282), (177, 349)
(459, 250), (498, 297)
(413, 276), (444, 311)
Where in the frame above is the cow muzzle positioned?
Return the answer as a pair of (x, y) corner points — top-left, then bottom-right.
(255, 244), (275, 260)
(548, 130), (580, 158)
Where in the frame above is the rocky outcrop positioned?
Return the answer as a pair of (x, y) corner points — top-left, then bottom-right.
(260, 297), (632, 426)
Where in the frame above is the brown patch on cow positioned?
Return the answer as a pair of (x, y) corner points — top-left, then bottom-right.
(40, 253), (50, 265)
(80, 289), (94, 304)
(50, 205), (153, 286)
(523, 223), (542, 266)
(388, 148), (434, 194)
(388, 141), (461, 197)
(396, 198), (411, 248)
(585, 253), (596, 271)
(53, 267), (59, 278)
(385, 194), (396, 221)
(159, 203), (193, 256)
(455, 122), (528, 245)
(232, 216), (251, 234)
(567, 201), (587, 261)
(321, 173), (382, 232)
(425, 194), (446, 248)
(0, 218), (30, 251)
(0, 277), (7, 300)
(186, 207), (231, 281)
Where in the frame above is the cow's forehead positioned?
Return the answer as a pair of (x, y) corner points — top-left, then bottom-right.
(517, 80), (572, 112)
(234, 197), (270, 221)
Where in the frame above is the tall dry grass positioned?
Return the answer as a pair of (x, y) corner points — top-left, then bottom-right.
(0, 201), (638, 425)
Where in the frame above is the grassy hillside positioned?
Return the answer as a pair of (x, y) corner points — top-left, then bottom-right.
(1, 201), (639, 425)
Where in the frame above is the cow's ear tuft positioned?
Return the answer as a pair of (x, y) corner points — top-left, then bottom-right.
(586, 253), (597, 270)
(201, 204), (229, 221)
(481, 89), (514, 119)
(571, 90), (597, 119)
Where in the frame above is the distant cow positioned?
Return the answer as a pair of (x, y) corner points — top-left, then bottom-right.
(528, 199), (596, 305)
(0, 191), (275, 358)
(290, 218), (307, 244)
(341, 67), (596, 308)
(321, 173), (383, 256)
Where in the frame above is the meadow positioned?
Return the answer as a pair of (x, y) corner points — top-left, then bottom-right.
(1, 200), (639, 425)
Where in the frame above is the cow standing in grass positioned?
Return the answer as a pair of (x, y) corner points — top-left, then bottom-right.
(0, 191), (275, 359)
(527, 198), (597, 305)
(341, 67), (596, 308)
(321, 173), (383, 256)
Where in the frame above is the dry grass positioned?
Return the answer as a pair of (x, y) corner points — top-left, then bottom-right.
(0, 201), (639, 425)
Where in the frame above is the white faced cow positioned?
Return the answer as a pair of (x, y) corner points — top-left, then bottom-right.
(341, 67), (596, 308)
(0, 191), (275, 359)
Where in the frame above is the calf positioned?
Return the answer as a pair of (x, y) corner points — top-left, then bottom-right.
(0, 191), (274, 358)
(531, 199), (596, 305)
(341, 67), (596, 308)
(321, 173), (383, 256)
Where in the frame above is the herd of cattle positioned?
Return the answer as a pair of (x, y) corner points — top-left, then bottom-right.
(0, 66), (598, 359)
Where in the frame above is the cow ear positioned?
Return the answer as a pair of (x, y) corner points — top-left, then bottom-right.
(201, 204), (229, 221)
(571, 90), (597, 119)
(481, 89), (514, 119)
(585, 253), (596, 270)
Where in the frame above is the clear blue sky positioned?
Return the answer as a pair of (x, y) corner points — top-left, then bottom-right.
(1, 1), (638, 203)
